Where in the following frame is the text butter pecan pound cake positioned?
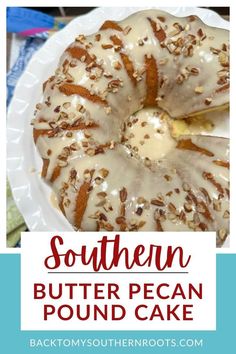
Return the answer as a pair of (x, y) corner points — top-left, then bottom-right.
(32, 10), (229, 245)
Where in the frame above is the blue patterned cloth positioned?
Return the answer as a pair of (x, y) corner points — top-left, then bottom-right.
(7, 7), (65, 105)
(7, 36), (47, 105)
(6, 8), (64, 247)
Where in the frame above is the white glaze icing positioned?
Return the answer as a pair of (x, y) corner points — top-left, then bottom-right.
(33, 10), (229, 245)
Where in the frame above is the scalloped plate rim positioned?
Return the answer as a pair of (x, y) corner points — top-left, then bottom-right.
(7, 6), (230, 245)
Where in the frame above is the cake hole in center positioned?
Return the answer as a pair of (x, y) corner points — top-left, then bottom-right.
(123, 108), (176, 163)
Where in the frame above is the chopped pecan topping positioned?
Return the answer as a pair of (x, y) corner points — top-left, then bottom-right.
(217, 228), (228, 241)
(99, 168), (109, 178)
(123, 26), (132, 35)
(223, 210), (230, 219)
(136, 207), (143, 216)
(95, 34), (101, 41)
(195, 86), (204, 94)
(116, 216), (126, 224)
(151, 198), (165, 207)
(102, 44), (113, 49)
(120, 187), (127, 202)
(184, 202), (193, 213)
(205, 97), (212, 105)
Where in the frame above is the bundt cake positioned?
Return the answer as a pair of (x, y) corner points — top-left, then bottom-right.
(32, 9), (229, 246)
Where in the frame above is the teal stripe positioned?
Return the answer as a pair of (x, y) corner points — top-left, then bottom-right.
(0, 254), (235, 353)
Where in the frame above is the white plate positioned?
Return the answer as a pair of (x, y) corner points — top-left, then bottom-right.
(7, 6), (229, 232)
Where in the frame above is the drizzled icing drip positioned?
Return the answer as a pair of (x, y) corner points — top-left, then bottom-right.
(32, 10), (229, 246)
